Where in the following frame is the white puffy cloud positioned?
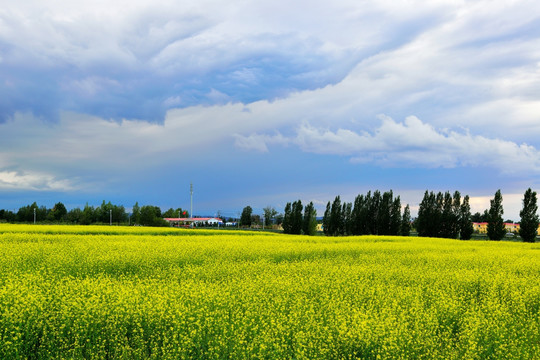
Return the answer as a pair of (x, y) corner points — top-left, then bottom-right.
(236, 115), (540, 174)
(3, 102), (539, 192)
(233, 133), (288, 152)
(0, 170), (76, 191)
(0, 104), (269, 189)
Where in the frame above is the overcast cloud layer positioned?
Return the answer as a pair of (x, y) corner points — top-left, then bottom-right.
(1, 0), (540, 219)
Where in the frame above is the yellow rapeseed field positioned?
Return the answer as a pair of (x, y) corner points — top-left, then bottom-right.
(0, 224), (539, 359)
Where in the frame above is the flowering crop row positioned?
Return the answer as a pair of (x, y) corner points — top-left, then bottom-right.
(0, 224), (274, 236)
(0, 224), (539, 359)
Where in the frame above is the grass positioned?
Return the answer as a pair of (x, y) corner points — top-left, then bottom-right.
(0, 224), (539, 359)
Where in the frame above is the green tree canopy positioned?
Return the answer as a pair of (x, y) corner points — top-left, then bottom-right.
(132, 202), (141, 225)
(162, 208), (177, 218)
(303, 201), (318, 236)
(322, 201), (331, 236)
(389, 195), (402, 236)
(291, 200), (303, 235)
(400, 204), (411, 237)
(329, 196), (342, 236)
(263, 206), (278, 227)
(139, 205), (168, 227)
(519, 188), (539, 243)
(487, 190), (506, 241)
(460, 195), (474, 240)
(51, 202), (67, 221)
(341, 202), (352, 236)
(282, 203), (292, 234)
(240, 206), (253, 227)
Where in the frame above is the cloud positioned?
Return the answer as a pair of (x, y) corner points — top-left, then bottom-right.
(468, 193), (525, 222)
(2, 0), (540, 210)
(233, 133), (288, 152)
(0, 170), (76, 191)
(7, 0), (527, 125)
(236, 116), (540, 174)
(233, 135), (270, 153)
(0, 105), (266, 190)
(2, 0), (395, 122)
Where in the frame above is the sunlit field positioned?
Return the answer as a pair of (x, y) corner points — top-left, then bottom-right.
(1, 224), (539, 359)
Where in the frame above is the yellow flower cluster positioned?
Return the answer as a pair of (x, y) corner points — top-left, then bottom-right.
(0, 224), (539, 359)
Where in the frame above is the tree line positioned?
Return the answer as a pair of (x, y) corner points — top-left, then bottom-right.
(238, 202), (318, 235)
(416, 188), (539, 242)
(277, 187), (539, 243)
(281, 200), (318, 235)
(415, 190), (474, 240)
(321, 190), (411, 237)
(3, 188), (539, 242)
(0, 201), (190, 227)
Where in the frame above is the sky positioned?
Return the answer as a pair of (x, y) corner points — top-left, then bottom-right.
(1, 0), (540, 220)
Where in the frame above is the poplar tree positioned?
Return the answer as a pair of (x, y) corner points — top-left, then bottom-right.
(291, 200), (303, 235)
(417, 190), (467, 239)
(400, 204), (411, 236)
(369, 191), (381, 235)
(451, 191), (462, 238)
(132, 202), (141, 224)
(358, 194), (371, 235)
(378, 191), (392, 235)
(341, 202), (352, 236)
(364, 191), (374, 235)
(329, 196), (342, 236)
(416, 191), (430, 237)
(389, 195), (402, 235)
(282, 203), (292, 233)
(351, 194), (363, 235)
(460, 195), (474, 240)
(434, 192), (444, 237)
(303, 201), (318, 236)
(487, 190), (506, 241)
(440, 191), (454, 238)
(322, 201), (331, 236)
(519, 188), (539, 243)
(417, 191), (441, 237)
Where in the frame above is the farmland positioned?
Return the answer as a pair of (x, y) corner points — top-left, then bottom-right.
(1, 224), (539, 359)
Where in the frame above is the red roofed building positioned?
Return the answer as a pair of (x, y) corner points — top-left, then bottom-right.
(164, 217), (223, 227)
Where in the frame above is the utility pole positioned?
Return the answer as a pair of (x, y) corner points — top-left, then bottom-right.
(110, 209), (112, 226)
(190, 182), (193, 220)
(33, 208), (36, 224)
